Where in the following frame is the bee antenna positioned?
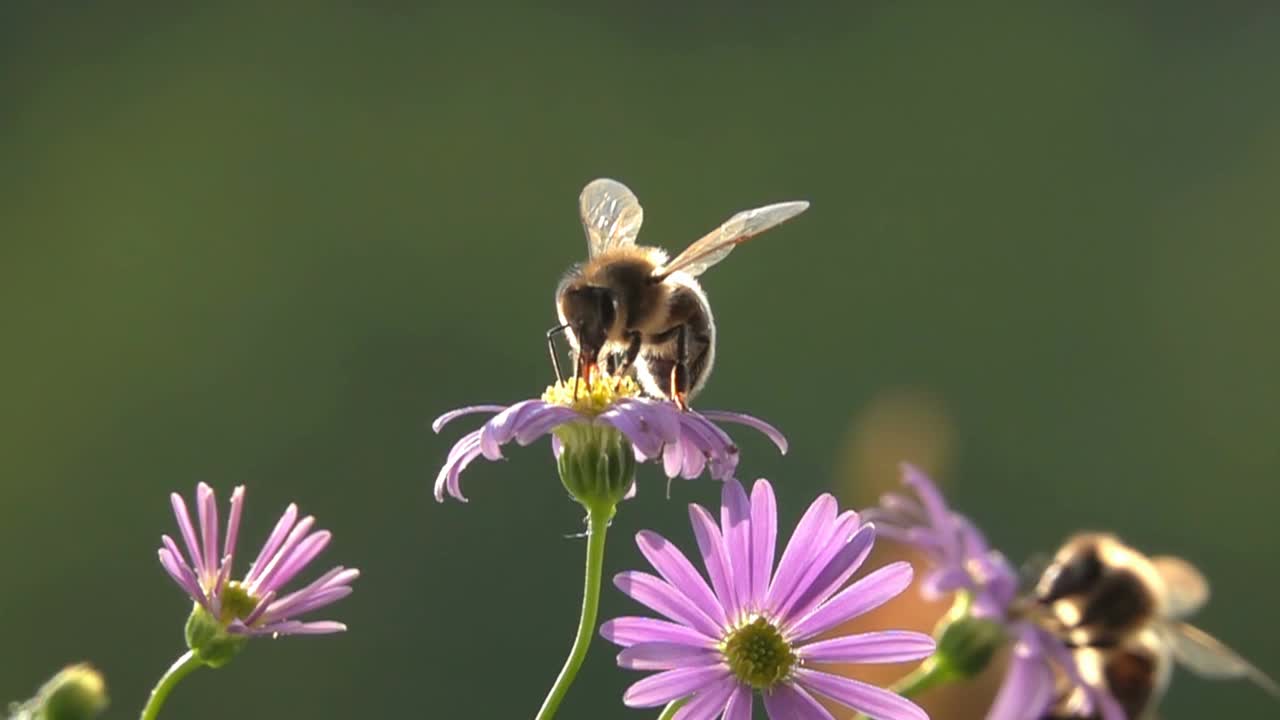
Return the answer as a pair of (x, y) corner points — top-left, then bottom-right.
(546, 324), (568, 383)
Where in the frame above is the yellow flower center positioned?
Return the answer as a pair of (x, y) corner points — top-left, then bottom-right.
(542, 373), (641, 415)
(218, 581), (261, 625)
(721, 615), (797, 690)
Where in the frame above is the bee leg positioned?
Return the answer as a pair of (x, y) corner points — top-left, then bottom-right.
(546, 324), (568, 383)
(670, 324), (690, 410)
(613, 332), (642, 377)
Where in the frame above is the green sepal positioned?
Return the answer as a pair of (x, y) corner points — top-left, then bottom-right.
(555, 423), (636, 513)
(185, 604), (249, 668)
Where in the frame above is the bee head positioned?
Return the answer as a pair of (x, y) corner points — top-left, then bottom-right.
(560, 284), (617, 365)
(1034, 533), (1158, 647)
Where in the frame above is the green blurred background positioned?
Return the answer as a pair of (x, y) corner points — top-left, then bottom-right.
(3, 2), (1278, 718)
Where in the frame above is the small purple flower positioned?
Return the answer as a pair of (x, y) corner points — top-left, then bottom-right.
(864, 463), (1017, 619)
(601, 478), (934, 720)
(158, 483), (358, 637)
(432, 376), (786, 502)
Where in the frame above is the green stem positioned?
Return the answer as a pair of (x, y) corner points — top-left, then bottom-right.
(139, 650), (202, 720)
(851, 656), (952, 720)
(535, 503), (615, 720)
(657, 697), (689, 719)
(890, 656), (952, 696)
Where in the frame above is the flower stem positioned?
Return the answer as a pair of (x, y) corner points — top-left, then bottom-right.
(890, 657), (952, 696)
(657, 697), (689, 719)
(850, 656), (952, 720)
(139, 650), (202, 720)
(535, 503), (615, 720)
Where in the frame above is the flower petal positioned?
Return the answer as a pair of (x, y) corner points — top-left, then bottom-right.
(674, 414), (733, 479)
(798, 631), (935, 665)
(749, 479), (777, 609)
(434, 430), (483, 502)
(618, 398), (682, 444)
(672, 676), (738, 720)
(987, 625), (1056, 720)
(720, 479), (753, 614)
(479, 400), (546, 457)
(617, 642), (723, 670)
(614, 572), (724, 639)
(510, 406), (578, 445)
(197, 483), (219, 583)
(246, 502), (300, 583)
(786, 562), (914, 641)
(222, 486), (245, 575)
(921, 564), (971, 599)
(899, 463), (949, 529)
(698, 410), (788, 454)
(169, 491), (205, 578)
(663, 435), (686, 478)
(600, 617), (718, 649)
(761, 683), (835, 720)
(795, 669), (927, 720)
(680, 433), (708, 479)
(688, 503), (737, 615)
(259, 586), (352, 624)
(243, 619), (348, 636)
(599, 404), (664, 459)
(246, 515), (316, 592)
(764, 494), (837, 613)
(431, 404), (506, 433)
(636, 531), (729, 629)
(257, 530), (332, 595)
(158, 543), (207, 609)
(241, 589), (277, 627)
(722, 684), (752, 720)
(773, 513), (863, 622)
(779, 522), (875, 624)
(623, 666), (731, 708)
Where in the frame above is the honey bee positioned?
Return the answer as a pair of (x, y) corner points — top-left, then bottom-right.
(549, 178), (808, 408)
(1030, 532), (1277, 718)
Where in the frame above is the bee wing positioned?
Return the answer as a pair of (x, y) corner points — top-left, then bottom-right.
(1152, 555), (1209, 620)
(654, 200), (809, 279)
(580, 178), (644, 258)
(1161, 621), (1280, 696)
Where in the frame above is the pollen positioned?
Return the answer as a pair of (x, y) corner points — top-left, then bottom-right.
(721, 615), (798, 690)
(542, 373), (641, 415)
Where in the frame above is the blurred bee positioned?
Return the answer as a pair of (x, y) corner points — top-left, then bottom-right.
(549, 178), (808, 408)
(1030, 532), (1277, 718)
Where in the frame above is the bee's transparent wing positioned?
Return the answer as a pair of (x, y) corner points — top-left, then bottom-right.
(580, 178), (644, 258)
(655, 200), (809, 279)
(1162, 621), (1279, 696)
(1152, 555), (1209, 620)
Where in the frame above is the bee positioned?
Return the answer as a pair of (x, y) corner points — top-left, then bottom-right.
(1030, 532), (1277, 718)
(549, 178), (808, 408)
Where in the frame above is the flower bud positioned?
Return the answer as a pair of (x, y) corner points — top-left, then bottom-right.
(931, 613), (1007, 680)
(19, 663), (108, 720)
(555, 422), (636, 512)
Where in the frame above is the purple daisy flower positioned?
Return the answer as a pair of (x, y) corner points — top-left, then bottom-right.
(158, 483), (358, 637)
(864, 463), (1017, 619)
(432, 376), (786, 502)
(601, 478), (934, 720)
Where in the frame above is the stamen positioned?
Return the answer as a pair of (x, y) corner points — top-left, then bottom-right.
(542, 374), (641, 415)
